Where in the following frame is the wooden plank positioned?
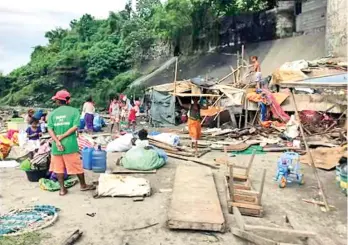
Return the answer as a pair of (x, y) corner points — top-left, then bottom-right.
(167, 166), (225, 232)
(290, 91), (330, 211)
(245, 150), (256, 177)
(172, 93), (221, 97)
(244, 224), (317, 238)
(229, 165), (234, 202)
(234, 194), (257, 204)
(258, 169), (266, 205)
(167, 153), (219, 169)
(233, 207), (245, 230)
(233, 228), (278, 245)
(232, 202), (262, 210)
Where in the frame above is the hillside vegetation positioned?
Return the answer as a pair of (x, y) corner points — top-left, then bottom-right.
(0, 0), (275, 108)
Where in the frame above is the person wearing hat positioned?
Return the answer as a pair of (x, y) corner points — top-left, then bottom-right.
(48, 90), (95, 196)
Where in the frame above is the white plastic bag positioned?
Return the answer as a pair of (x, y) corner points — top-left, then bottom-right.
(106, 134), (133, 152)
(284, 115), (299, 139)
(18, 130), (28, 148)
(152, 133), (180, 146)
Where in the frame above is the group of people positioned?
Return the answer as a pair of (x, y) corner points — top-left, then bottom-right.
(32, 55), (263, 196)
(80, 94), (141, 134)
(21, 109), (48, 149)
(108, 94), (141, 133)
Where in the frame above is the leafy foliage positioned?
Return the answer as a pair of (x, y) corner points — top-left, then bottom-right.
(1, 0), (275, 108)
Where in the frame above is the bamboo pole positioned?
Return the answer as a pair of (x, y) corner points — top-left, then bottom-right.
(241, 45), (245, 78)
(174, 57), (178, 95)
(290, 91), (330, 211)
(230, 66), (236, 84)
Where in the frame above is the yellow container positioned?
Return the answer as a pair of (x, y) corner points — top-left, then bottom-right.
(7, 121), (27, 131)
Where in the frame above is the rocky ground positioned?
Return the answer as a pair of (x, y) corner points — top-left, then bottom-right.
(0, 150), (347, 245)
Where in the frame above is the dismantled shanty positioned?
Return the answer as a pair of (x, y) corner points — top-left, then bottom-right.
(0, 46), (347, 244)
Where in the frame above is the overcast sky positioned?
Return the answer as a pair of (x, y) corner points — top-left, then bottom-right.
(0, 0), (130, 74)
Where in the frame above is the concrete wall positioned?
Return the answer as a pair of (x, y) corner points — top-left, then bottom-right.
(325, 0), (348, 57)
(296, 0), (327, 34)
(276, 1), (296, 38)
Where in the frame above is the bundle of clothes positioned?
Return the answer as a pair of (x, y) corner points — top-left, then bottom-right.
(107, 129), (168, 171)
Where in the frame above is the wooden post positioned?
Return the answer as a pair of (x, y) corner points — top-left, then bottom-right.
(244, 98), (248, 128)
(217, 99), (221, 128)
(241, 45), (245, 79)
(237, 51), (240, 83)
(245, 149), (256, 177)
(227, 107), (238, 128)
(258, 169), (266, 205)
(290, 91), (330, 211)
(174, 57), (178, 95)
(251, 104), (260, 125)
(230, 66), (236, 84)
(229, 165), (234, 202)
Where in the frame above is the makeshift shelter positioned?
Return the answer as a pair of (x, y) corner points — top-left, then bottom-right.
(148, 81), (194, 125)
(147, 79), (246, 126)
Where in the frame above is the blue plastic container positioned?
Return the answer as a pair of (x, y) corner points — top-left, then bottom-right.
(92, 145), (107, 173)
(82, 147), (94, 170)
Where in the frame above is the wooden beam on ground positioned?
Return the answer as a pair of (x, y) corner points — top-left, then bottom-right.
(290, 91), (330, 211)
(244, 224), (317, 238)
(61, 229), (83, 245)
(233, 207), (245, 230)
(167, 153), (219, 169)
(233, 228), (278, 245)
(167, 166), (225, 232)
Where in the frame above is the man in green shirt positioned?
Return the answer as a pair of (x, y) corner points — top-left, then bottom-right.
(48, 90), (95, 196)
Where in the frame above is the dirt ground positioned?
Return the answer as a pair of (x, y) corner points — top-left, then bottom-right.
(0, 150), (347, 245)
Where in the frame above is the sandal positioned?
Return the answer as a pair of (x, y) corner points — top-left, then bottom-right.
(80, 185), (96, 191)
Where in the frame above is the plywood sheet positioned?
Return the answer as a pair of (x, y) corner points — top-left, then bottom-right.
(300, 146), (346, 170)
(167, 166), (225, 232)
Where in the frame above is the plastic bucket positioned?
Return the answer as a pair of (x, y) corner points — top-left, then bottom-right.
(25, 169), (48, 182)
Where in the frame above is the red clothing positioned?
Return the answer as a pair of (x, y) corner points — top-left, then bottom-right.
(128, 107), (137, 122)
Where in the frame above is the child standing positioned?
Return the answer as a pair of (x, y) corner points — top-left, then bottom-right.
(26, 119), (42, 149)
(120, 101), (128, 122)
(109, 96), (121, 134)
(128, 101), (140, 132)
